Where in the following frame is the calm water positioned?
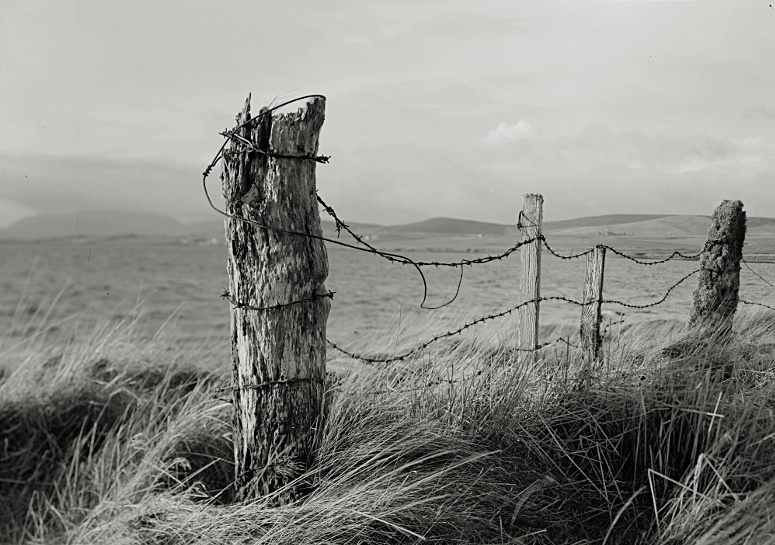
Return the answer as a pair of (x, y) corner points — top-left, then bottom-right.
(2, 239), (774, 356)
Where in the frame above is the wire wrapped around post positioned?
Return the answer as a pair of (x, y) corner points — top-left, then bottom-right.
(222, 94), (329, 505)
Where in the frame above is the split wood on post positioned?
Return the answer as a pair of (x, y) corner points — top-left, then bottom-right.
(519, 194), (543, 360)
(580, 245), (606, 363)
(221, 94), (329, 504)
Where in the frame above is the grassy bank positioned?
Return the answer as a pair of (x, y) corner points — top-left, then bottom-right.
(1, 306), (775, 544)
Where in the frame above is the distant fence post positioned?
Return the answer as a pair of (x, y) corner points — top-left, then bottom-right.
(689, 200), (746, 335)
(222, 95), (329, 504)
(580, 245), (606, 363)
(519, 194), (543, 360)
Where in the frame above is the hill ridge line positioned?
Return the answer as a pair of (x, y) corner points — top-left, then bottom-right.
(2, 211), (775, 240)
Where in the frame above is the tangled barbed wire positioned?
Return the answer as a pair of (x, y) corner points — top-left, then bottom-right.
(204, 94), (774, 366)
(203, 95), (547, 310)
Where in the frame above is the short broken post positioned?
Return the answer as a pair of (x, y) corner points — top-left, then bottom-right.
(580, 245), (606, 364)
(222, 95), (329, 504)
(688, 200), (747, 336)
(519, 194), (543, 361)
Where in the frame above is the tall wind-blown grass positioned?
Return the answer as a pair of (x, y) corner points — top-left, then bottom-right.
(1, 302), (774, 544)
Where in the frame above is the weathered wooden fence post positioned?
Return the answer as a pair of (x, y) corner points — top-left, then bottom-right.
(519, 194), (543, 360)
(689, 200), (746, 335)
(580, 245), (606, 363)
(222, 95), (329, 503)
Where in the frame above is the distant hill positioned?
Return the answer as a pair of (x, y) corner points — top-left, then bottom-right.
(543, 214), (670, 232)
(748, 217), (775, 235)
(184, 219), (225, 235)
(383, 217), (512, 236)
(2, 211), (774, 241)
(0, 211), (384, 240)
(548, 215), (711, 237)
(548, 215), (775, 238)
(0, 211), (188, 239)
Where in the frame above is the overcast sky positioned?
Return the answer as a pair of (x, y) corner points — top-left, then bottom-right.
(1, 1), (774, 228)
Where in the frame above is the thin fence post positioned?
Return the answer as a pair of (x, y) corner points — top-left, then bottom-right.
(519, 194), (543, 360)
(222, 95), (329, 504)
(689, 200), (746, 335)
(580, 245), (606, 364)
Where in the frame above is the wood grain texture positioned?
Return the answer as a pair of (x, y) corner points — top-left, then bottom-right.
(580, 246), (606, 363)
(519, 194), (543, 359)
(222, 95), (329, 503)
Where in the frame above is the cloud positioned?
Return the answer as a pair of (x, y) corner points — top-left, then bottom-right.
(483, 121), (537, 146)
(476, 124), (775, 219)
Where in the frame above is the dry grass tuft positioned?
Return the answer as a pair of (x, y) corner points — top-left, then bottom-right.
(1, 307), (774, 544)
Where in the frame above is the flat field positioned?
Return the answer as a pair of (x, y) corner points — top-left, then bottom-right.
(1, 229), (775, 544)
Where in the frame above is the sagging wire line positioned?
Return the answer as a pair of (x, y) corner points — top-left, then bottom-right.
(740, 300), (775, 313)
(601, 268), (705, 309)
(742, 259), (775, 289)
(202, 94), (536, 310)
(328, 268), (710, 363)
(202, 95), (442, 309)
(203, 95), (704, 312)
(205, 179), (465, 309)
(317, 194), (535, 267)
(326, 295), (587, 364)
(601, 245), (705, 265)
(541, 238), (705, 264)
(202, 95), (770, 365)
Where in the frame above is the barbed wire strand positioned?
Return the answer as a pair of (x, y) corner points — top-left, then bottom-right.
(202, 94), (329, 180)
(327, 268), (710, 363)
(600, 245), (705, 265)
(742, 259), (775, 289)
(326, 296), (585, 364)
(203, 95), (715, 312)
(203, 101), (452, 310)
(601, 319), (626, 338)
(601, 269), (704, 309)
(203, 95), (774, 368)
(539, 239), (593, 260)
(317, 194), (534, 268)
(541, 238), (705, 264)
(202, 95), (551, 310)
(740, 300), (775, 313)
(221, 289), (335, 311)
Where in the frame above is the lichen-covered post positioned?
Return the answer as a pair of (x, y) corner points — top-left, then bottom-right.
(221, 95), (329, 503)
(689, 200), (746, 335)
(519, 194), (543, 361)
